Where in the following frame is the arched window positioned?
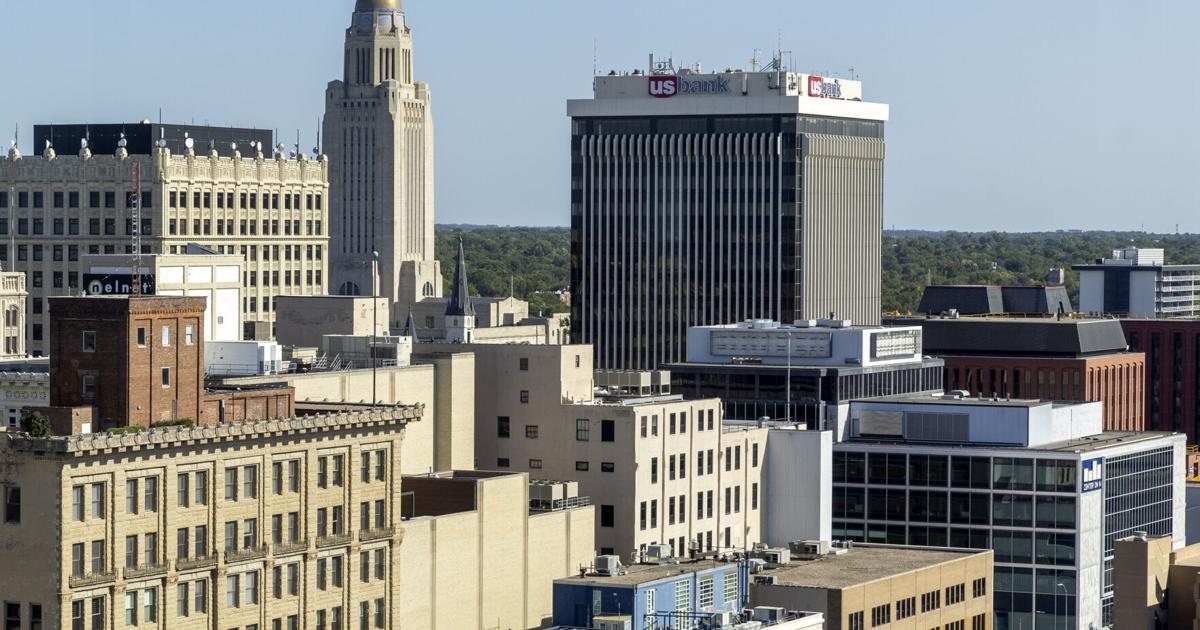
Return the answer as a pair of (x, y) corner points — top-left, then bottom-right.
(422, 281), (434, 297)
(338, 281), (362, 296)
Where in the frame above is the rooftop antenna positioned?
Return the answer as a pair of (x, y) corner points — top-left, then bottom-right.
(751, 49), (762, 72)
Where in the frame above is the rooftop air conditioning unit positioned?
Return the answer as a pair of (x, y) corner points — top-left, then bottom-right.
(761, 548), (790, 567)
(644, 544), (671, 562)
(595, 617), (632, 630)
(790, 540), (831, 560)
(708, 611), (736, 627)
(753, 575), (777, 585)
(752, 606), (785, 623)
(595, 555), (622, 577)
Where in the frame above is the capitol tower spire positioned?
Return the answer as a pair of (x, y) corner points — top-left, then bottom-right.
(325, 0), (441, 324)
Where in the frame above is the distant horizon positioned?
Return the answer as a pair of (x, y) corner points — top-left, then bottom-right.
(434, 223), (1200, 237)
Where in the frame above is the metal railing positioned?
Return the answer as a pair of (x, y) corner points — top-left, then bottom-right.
(530, 495), (593, 513)
(123, 563), (169, 580)
(275, 539), (309, 556)
(69, 571), (117, 589)
(226, 545), (269, 564)
(316, 533), (354, 549)
(361, 527), (395, 542)
(176, 554), (218, 572)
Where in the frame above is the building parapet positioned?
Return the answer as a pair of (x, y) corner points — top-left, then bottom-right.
(226, 546), (269, 564)
(1, 404), (422, 455)
(316, 533), (354, 549)
(176, 555), (218, 572)
(68, 571), (117, 589)
(274, 540), (309, 557)
(123, 563), (169, 581)
(360, 527), (396, 542)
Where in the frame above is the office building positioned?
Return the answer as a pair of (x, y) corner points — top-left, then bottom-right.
(553, 558), (824, 630)
(0, 270), (26, 358)
(569, 60), (890, 369)
(918, 317), (1146, 431)
(449, 342), (767, 559)
(916, 285), (1073, 317)
(832, 393), (1186, 629)
(1074, 247), (1200, 318)
(1122, 319), (1200, 443)
(668, 319), (943, 434)
(324, 0), (443, 321)
(748, 543), (993, 630)
(0, 128), (330, 352)
(84, 250), (244, 342)
(1113, 533), (1200, 630)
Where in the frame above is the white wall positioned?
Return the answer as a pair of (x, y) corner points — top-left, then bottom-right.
(763, 428), (831, 547)
(1130, 270), (1160, 317)
(1078, 270), (1105, 315)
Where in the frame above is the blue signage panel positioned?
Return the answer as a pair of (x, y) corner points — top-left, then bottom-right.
(1082, 458), (1104, 493)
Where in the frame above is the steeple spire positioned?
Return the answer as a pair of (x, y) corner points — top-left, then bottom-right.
(402, 308), (419, 341)
(445, 237), (475, 318)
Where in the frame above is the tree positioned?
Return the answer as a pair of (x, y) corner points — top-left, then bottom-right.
(21, 411), (52, 438)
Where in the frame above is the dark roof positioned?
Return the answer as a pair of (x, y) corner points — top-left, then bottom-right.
(920, 318), (1129, 357)
(32, 123), (273, 158)
(917, 285), (1073, 316)
(402, 309), (419, 341)
(445, 238), (475, 317)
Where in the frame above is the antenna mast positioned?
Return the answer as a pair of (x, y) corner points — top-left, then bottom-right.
(131, 161), (142, 297)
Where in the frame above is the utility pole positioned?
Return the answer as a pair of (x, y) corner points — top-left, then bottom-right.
(372, 250), (380, 406)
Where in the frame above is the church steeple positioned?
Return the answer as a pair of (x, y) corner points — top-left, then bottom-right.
(444, 238), (475, 343)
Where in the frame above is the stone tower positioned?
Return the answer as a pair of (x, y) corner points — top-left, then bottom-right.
(325, 0), (442, 326)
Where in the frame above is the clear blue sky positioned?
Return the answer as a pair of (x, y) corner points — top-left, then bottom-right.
(1, 0), (1198, 232)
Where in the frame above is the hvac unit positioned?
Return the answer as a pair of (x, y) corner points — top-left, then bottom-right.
(644, 544), (672, 562)
(761, 548), (790, 566)
(789, 540), (831, 560)
(753, 575), (777, 585)
(595, 555), (622, 577)
(595, 617), (632, 630)
(704, 611), (735, 627)
(752, 606), (785, 623)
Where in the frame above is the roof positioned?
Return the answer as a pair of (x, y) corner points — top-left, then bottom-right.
(557, 559), (735, 587)
(445, 238), (475, 318)
(919, 318), (1129, 357)
(1030, 431), (1181, 454)
(759, 546), (986, 590)
(917, 286), (1073, 317)
(845, 430), (1181, 455)
(858, 394), (1050, 408)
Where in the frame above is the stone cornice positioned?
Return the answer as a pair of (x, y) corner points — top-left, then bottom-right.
(2, 404), (421, 456)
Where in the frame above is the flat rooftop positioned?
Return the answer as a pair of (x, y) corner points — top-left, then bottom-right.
(760, 546), (985, 590)
(558, 559), (734, 587)
(846, 430), (1179, 454)
(857, 393), (1052, 408)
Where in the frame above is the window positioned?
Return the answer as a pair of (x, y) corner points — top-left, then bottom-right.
(161, 367), (170, 387)
(243, 571), (259, 605)
(288, 563), (300, 595)
(91, 540), (105, 573)
(972, 577), (987, 598)
(81, 331), (96, 352)
(870, 604), (891, 627)
(374, 451), (385, 481)
(525, 425), (539, 439)
(601, 462), (615, 473)
(519, 357), (529, 371)
(896, 596), (916, 620)
(849, 611), (864, 630)
(243, 465), (258, 499)
(29, 604), (40, 630)
(195, 525), (208, 557)
(288, 461), (300, 493)
(723, 570), (738, 603)
(177, 582), (190, 617)
(332, 455), (344, 486)
(72, 543), (85, 576)
(529, 459), (543, 469)
(497, 458), (510, 468)
(73, 486), (85, 521)
(184, 325), (194, 345)
(651, 458), (658, 484)
(601, 420), (615, 442)
(374, 549), (385, 580)
(576, 419), (590, 441)
(698, 576), (715, 608)
(497, 417), (510, 438)
(161, 325), (170, 347)
(225, 468), (239, 501)
(195, 471), (208, 505)
(136, 327), (146, 347)
(317, 558), (328, 590)
(243, 518), (258, 549)
(945, 583), (965, 605)
(331, 555), (343, 587)
(82, 374), (96, 399)
(519, 390), (529, 404)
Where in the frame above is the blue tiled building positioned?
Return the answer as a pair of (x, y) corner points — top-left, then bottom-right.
(552, 560), (745, 628)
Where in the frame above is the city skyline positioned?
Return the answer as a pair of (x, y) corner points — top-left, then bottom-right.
(1, 1), (1198, 232)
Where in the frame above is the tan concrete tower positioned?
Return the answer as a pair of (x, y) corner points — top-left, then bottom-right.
(325, 0), (441, 325)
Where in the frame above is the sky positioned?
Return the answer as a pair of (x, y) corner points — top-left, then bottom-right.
(1, 0), (1198, 232)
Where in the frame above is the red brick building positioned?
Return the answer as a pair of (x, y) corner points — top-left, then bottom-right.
(42, 296), (293, 433)
(920, 318), (1146, 432)
(1121, 319), (1200, 443)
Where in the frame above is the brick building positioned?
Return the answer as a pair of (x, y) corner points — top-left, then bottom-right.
(1121, 319), (1200, 443)
(41, 295), (293, 433)
(918, 318), (1146, 431)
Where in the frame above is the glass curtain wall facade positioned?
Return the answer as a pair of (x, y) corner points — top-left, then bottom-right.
(570, 114), (884, 370)
(832, 447), (1175, 630)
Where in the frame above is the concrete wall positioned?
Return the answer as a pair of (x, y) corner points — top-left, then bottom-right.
(274, 296), (390, 349)
(763, 428), (832, 546)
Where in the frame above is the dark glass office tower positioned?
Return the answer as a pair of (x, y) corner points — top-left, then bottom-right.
(568, 68), (889, 369)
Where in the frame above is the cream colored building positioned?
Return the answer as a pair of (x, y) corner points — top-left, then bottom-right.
(0, 358), (47, 429)
(1113, 533), (1200, 630)
(0, 141), (329, 353)
(84, 252), (244, 342)
(749, 544), (994, 630)
(432, 342), (767, 560)
(0, 270), (26, 358)
(0, 405), (593, 630)
(325, 0), (442, 320)
(223, 358), (476, 478)
(274, 296), (390, 350)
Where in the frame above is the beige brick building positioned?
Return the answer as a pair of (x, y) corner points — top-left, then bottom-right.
(0, 270), (26, 358)
(749, 544), (994, 630)
(0, 406), (593, 630)
(427, 342), (767, 560)
(0, 141), (329, 353)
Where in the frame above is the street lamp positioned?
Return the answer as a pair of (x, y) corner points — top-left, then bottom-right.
(371, 250), (379, 407)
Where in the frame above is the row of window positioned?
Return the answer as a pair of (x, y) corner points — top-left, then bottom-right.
(834, 452), (1079, 493)
(832, 487), (1078, 529)
(167, 218), (323, 238)
(637, 484), (760, 530)
(166, 190), (323, 212)
(0, 190), (149, 211)
(0, 216), (151, 237)
(638, 409), (718, 438)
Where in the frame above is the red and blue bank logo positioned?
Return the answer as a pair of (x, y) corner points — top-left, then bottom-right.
(648, 75), (678, 98)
